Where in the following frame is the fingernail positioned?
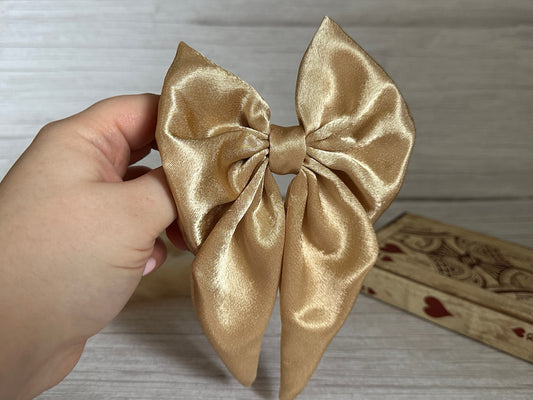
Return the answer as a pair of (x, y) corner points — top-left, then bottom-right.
(142, 257), (157, 276)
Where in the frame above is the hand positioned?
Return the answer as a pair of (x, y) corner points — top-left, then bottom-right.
(0, 94), (186, 399)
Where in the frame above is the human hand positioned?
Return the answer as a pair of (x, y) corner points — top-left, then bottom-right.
(0, 94), (186, 399)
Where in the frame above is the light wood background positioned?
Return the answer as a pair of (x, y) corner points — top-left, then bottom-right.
(1, 0), (532, 398)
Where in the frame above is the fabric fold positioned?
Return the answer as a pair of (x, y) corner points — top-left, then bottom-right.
(156, 41), (285, 385)
(296, 16), (415, 223)
(191, 160), (285, 385)
(156, 16), (415, 399)
(280, 159), (378, 399)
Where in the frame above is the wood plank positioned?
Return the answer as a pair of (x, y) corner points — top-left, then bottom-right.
(36, 275), (533, 399)
(3, 0), (533, 27)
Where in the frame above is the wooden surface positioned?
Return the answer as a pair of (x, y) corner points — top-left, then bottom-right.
(1, 0), (532, 398)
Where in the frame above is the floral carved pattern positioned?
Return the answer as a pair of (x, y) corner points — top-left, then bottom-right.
(379, 222), (533, 305)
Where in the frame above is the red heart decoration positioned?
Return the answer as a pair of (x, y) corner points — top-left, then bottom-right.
(381, 256), (393, 262)
(512, 327), (525, 338)
(423, 296), (452, 318)
(380, 243), (404, 253)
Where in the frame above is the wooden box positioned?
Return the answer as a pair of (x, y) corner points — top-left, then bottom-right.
(362, 213), (533, 362)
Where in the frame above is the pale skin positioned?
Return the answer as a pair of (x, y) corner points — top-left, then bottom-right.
(0, 94), (188, 399)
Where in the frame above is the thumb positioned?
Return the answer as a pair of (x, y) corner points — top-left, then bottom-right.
(120, 166), (178, 236)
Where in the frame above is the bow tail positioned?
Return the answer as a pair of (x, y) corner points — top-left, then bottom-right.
(192, 161), (285, 386)
(279, 159), (378, 400)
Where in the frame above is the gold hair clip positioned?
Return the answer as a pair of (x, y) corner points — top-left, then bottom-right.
(156, 16), (415, 399)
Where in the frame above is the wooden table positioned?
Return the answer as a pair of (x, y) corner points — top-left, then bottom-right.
(1, 1), (532, 398)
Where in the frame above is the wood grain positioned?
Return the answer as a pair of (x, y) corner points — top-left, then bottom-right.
(36, 260), (533, 400)
(2, 1), (532, 199)
(33, 201), (533, 399)
(1, 0), (532, 398)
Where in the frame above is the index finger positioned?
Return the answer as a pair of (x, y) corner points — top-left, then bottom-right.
(66, 93), (161, 176)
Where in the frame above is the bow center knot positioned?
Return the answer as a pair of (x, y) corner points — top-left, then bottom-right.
(268, 124), (306, 175)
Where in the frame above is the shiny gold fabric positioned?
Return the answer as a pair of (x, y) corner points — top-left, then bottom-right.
(156, 17), (415, 399)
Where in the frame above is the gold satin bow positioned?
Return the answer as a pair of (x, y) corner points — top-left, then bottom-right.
(156, 17), (415, 399)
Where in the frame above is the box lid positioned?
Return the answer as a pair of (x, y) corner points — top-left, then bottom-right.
(375, 213), (533, 323)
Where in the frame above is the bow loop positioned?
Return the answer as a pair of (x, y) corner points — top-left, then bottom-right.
(268, 124), (306, 175)
(296, 17), (415, 222)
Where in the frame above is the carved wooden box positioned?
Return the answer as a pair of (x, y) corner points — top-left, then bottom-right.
(363, 213), (533, 362)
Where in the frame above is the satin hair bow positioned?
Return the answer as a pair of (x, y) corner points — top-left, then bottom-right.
(156, 17), (415, 399)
